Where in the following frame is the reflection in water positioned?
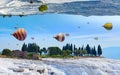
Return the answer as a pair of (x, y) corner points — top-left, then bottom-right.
(0, 14), (120, 59)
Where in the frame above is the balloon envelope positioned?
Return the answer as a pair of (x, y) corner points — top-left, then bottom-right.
(54, 33), (65, 42)
(103, 23), (113, 30)
(31, 37), (35, 40)
(12, 28), (27, 41)
(94, 37), (98, 40)
(65, 33), (69, 37)
(38, 4), (48, 12)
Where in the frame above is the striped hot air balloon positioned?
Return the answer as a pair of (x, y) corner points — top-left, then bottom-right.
(54, 33), (65, 42)
(12, 28), (27, 41)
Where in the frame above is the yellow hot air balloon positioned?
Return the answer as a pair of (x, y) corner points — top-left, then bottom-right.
(38, 4), (48, 12)
(12, 28), (27, 41)
(103, 23), (113, 30)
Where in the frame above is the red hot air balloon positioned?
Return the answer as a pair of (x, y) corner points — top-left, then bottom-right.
(12, 28), (27, 41)
(53, 33), (65, 42)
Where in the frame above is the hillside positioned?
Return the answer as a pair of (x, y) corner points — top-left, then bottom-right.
(0, 58), (120, 75)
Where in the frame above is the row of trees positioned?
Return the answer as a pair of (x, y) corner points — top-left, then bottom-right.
(22, 43), (40, 52)
(21, 43), (102, 57)
(62, 43), (102, 56)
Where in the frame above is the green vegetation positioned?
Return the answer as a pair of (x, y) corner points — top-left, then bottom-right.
(98, 44), (102, 56)
(48, 47), (61, 56)
(2, 49), (12, 57)
(1, 43), (102, 59)
(22, 43), (40, 53)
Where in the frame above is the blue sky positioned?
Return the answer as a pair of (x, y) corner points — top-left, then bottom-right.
(0, 14), (120, 52)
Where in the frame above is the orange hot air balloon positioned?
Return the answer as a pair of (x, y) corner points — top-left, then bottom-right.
(54, 33), (65, 42)
(12, 28), (27, 41)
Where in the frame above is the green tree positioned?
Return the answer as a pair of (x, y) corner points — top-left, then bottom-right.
(70, 44), (73, 51)
(41, 47), (47, 54)
(82, 50), (87, 56)
(98, 45), (102, 56)
(34, 44), (40, 53)
(93, 46), (97, 56)
(2, 49), (12, 56)
(86, 44), (91, 55)
(21, 43), (27, 51)
(74, 50), (81, 56)
(81, 45), (84, 50)
(48, 47), (61, 56)
(74, 44), (76, 50)
(62, 46), (65, 50)
(62, 50), (71, 57)
(27, 43), (40, 53)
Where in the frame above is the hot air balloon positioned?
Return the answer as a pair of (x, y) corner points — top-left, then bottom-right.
(94, 37), (98, 40)
(12, 28), (27, 41)
(53, 33), (65, 42)
(14, 26), (19, 29)
(78, 26), (80, 29)
(30, 0), (33, 4)
(65, 33), (70, 37)
(31, 37), (35, 40)
(8, 43), (10, 45)
(42, 38), (45, 41)
(87, 22), (90, 24)
(103, 23), (113, 30)
(38, 4), (48, 12)
(16, 44), (19, 46)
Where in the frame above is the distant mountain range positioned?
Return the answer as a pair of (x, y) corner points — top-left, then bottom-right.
(103, 47), (120, 59)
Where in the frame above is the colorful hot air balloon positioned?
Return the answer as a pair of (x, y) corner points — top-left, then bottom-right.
(103, 23), (113, 30)
(78, 26), (80, 29)
(30, 0), (33, 4)
(87, 22), (90, 24)
(53, 33), (65, 42)
(65, 33), (70, 37)
(12, 28), (27, 41)
(94, 37), (98, 40)
(16, 44), (19, 46)
(31, 37), (35, 40)
(14, 26), (19, 29)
